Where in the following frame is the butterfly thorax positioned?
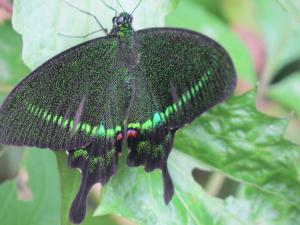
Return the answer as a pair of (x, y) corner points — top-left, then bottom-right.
(110, 12), (140, 70)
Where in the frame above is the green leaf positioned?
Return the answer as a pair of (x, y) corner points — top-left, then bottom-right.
(221, 0), (257, 28)
(0, 148), (60, 225)
(55, 152), (81, 225)
(0, 145), (24, 183)
(277, 0), (300, 23)
(175, 91), (300, 219)
(0, 21), (29, 98)
(83, 211), (120, 225)
(165, 0), (256, 84)
(94, 91), (300, 225)
(95, 92), (300, 225)
(12, 0), (178, 70)
(268, 72), (300, 115)
(189, 0), (226, 21)
(96, 149), (297, 225)
(241, 186), (300, 225)
(95, 151), (252, 225)
(253, 0), (300, 77)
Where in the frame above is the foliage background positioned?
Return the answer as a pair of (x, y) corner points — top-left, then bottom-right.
(0, 0), (300, 225)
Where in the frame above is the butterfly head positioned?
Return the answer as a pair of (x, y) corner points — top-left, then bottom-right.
(112, 12), (133, 27)
(111, 12), (134, 37)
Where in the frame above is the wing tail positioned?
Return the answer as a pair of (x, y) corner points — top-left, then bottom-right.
(68, 137), (122, 223)
(127, 129), (175, 203)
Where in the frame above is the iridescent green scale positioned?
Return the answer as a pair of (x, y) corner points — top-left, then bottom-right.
(0, 10), (236, 224)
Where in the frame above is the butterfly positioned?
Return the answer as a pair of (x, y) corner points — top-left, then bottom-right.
(0, 1), (236, 224)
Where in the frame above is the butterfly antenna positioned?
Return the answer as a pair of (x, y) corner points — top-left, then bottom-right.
(62, 0), (108, 34)
(131, 0), (143, 15)
(101, 0), (118, 16)
(116, 0), (126, 12)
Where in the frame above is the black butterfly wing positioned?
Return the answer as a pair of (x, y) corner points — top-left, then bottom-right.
(133, 28), (236, 127)
(126, 28), (237, 202)
(0, 35), (133, 224)
(0, 36), (128, 151)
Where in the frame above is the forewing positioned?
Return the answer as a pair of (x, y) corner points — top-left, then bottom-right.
(0, 36), (128, 150)
(131, 28), (237, 129)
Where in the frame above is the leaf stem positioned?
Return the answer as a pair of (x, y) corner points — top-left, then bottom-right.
(205, 172), (225, 196)
(257, 23), (295, 99)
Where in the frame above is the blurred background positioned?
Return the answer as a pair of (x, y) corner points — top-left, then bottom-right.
(0, 0), (299, 224)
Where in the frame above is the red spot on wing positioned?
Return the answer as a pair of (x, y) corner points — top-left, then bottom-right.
(116, 133), (123, 141)
(127, 129), (138, 138)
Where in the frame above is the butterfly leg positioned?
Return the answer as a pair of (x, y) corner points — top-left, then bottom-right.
(57, 29), (106, 39)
